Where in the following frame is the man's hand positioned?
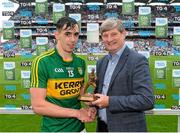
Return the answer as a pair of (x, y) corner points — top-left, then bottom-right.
(77, 108), (96, 122)
(91, 93), (109, 108)
(88, 107), (97, 120)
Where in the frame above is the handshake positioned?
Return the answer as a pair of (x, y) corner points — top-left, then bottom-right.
(77, 107), (96, 123)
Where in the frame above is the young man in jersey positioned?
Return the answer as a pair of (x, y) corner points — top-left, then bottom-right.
(30, 17), (96, 132)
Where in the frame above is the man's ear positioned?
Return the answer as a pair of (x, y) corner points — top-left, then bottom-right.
(54, 31), (59, 40)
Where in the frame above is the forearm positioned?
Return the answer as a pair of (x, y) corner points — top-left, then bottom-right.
(109, 94), (154, 113)
(32, 99), (79, 118)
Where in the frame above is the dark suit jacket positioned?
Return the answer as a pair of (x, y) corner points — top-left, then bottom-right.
(95, 46), (154, 132)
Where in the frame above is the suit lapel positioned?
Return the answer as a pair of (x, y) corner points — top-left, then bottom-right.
(98, 55), (109, 93)
(108, 47), (130, 91)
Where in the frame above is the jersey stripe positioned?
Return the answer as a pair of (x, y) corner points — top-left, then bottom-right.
(31, 50), (52, 87)
(33, 49), (55, 87)
(31, 49), (55, 87)
(31, 58), (36, 87)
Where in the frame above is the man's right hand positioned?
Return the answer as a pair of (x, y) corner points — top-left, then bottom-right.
(77, 108), (95, 122)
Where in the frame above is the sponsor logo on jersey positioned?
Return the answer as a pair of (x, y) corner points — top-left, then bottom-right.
(66, 67), (74, 71)
(47, 78), (84, 99)
(78, 67), (83, 75)
(54, 68), (64, 73)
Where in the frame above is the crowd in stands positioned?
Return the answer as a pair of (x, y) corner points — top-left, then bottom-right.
(1, 3), (178, 56)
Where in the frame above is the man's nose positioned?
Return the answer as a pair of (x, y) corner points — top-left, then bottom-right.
(71, 35), (76, 42)
(107, 35), (112, 42)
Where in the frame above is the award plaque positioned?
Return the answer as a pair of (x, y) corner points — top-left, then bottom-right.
(79, 93), (97, 102)
(79, 68), (97, 102)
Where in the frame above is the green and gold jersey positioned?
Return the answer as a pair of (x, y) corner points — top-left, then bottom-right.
(30, 47), (86, 132)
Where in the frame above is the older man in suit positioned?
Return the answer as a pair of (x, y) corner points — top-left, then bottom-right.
(92, 18), (154, 132)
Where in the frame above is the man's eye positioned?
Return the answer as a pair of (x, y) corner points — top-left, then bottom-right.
(74, 33), (79, 37)
(102, 35), (108, 38)
(65, 33), (71, 36)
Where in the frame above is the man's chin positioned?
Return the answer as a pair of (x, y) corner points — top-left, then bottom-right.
(106, 49), (117, 54)
(65, 50), (73, 53)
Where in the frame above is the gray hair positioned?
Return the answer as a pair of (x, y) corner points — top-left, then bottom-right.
(100, 18), (125, 34)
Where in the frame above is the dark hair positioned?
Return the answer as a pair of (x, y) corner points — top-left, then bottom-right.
(56, 17), (79, 31)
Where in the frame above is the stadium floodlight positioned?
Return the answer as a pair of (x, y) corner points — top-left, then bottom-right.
(149, 2), (166, 5)
(65, 2), (82, 5)
(170, 3), (180, 5)
(135, 2), (146, 5)
(86, 2), (104, 5)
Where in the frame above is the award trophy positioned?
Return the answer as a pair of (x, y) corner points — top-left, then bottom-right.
(79, 68), (97, 102)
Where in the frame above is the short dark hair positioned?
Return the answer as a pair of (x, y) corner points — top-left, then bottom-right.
(56, 17), (79, 31)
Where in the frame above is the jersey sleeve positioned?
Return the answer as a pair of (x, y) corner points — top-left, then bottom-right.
(30, 57), (48, 89)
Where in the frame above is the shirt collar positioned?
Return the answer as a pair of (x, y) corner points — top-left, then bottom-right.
(55, 46), (75, 63)
(107, 44), (126, 60)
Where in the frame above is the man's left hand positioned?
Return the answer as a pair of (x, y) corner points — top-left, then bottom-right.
(92, 93), (109, 108)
